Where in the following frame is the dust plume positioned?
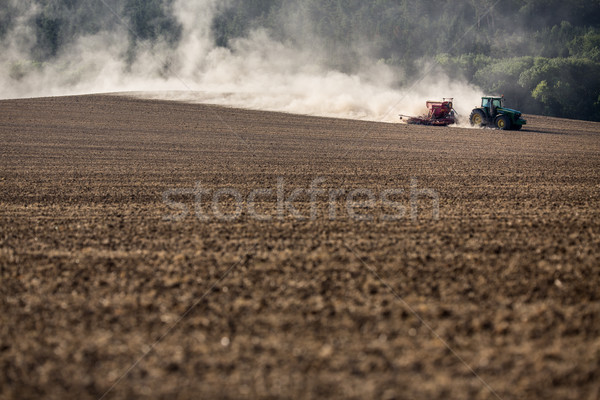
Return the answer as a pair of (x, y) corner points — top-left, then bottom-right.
(0, 0), (484, 122)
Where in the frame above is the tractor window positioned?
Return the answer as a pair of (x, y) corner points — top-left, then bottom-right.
(482, 98), (490, 108)
(492, 99), (502, 108)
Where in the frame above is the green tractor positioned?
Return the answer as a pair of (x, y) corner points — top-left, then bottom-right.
(469, 96), (526, 130)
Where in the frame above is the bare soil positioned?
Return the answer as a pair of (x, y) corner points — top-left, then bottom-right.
(1, 95), (599, 399)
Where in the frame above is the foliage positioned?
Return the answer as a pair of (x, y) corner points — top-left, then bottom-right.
(22, 0), (181, 61)
(520, 58), (600, 120)
(3, 0), (600, 120)
(472, 57), (536, 112)
(209, 0), (600, 120)
(123, 0), (181, 44)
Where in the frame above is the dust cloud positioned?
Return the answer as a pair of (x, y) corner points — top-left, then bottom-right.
(0, 0), (483, 122)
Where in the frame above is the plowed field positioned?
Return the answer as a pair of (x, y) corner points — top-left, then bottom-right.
(1, 95), (600, 399)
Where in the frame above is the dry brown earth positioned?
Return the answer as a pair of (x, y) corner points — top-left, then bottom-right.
(1, 95), (600, 399)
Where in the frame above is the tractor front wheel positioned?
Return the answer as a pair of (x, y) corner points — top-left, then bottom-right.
(469, 109), (486, 127)
(495, 115), (511, 130)
(512, 124), (523, 131)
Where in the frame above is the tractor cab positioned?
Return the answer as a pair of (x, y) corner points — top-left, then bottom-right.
(481, 96), (503, 108)
(481, 96), (504, 117)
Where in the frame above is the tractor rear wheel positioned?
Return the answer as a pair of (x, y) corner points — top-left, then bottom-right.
(469, 109), (486, 127)
(495, 115), (511, 130)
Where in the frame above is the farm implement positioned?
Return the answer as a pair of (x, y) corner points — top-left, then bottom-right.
(400, 98), (457, 126)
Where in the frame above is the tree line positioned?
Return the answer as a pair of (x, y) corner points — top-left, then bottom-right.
(3, 0), (600, 120)
(212, 0), (600, 121)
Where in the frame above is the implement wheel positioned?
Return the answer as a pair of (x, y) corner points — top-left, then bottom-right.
(469, 109), (486, 127)
(495, 115), (511, 130)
